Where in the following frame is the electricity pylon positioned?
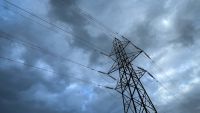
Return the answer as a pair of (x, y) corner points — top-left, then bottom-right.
(105, 37), (157, 113)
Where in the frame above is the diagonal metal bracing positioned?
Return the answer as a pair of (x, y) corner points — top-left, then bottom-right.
(107, 38), (157, 113)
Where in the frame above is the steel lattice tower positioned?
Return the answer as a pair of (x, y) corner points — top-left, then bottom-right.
(106, 38), (157, 113)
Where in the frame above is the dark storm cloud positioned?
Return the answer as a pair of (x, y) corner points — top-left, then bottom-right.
(0, 64), (66, 113)
(48, 0), (112, 65)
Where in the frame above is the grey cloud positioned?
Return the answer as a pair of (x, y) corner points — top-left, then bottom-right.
(172, 0), (200, 46)
(0, 64), (63, 113)
(159, 81), (200, 113)
(126, 0), (168, 50)
(177, 84), (200, 113)
(122, 0), (200, 113)
(0, 1), (116, 113)
(48, 0), (112, 65)
(1, 0), (200, 113)
(127, 0), (200, 50)
(0, 4), (82, 113)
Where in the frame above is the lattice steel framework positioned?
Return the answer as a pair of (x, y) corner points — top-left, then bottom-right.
(106, 38), (157, 113)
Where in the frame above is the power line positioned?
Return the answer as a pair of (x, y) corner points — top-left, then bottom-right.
(138, 55), (186, 106)
(0, 3), (108, 60)
(0, 1), (113, 76)
(130, 46), (186, 111)
(51, 0), (117, 40)
(1, 1), (169, 112)
(0, 56), (106, 88)
(2, 0), (108, 55)
(0, 3), (59, 34)
(0, 0), (116, 84)
(74, 7), (116, 39)
(0, 54), (120, 107)
(72, 5), (127, 40)
(0, 30), (109, 76)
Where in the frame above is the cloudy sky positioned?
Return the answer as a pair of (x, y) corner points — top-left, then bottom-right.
(0, 0), (200, 113)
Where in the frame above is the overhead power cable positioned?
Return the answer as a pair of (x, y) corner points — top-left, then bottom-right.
(150, 61), (184, 103)
(0, 56), (119, 100)
(0, 31), (109, 77)
(74, 7), (115, 39)
(0, 3), (108, 59)
(139, 55), (185, 104)
(0, 56), (108, 88)
(51, 0), (117, 40)
(0, 3), (59, 33)
(2, 0), (108, 55)
(73, 6), (124, 39)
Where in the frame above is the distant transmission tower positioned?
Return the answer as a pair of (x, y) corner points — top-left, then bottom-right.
(105, 37), (157, 113)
